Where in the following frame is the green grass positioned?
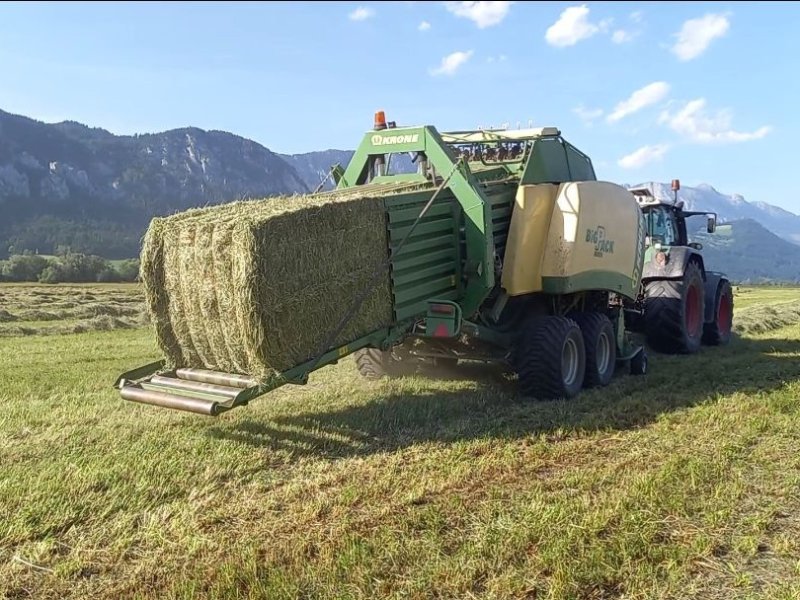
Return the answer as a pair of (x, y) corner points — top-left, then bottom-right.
(732, 286), (800, 309)
(1, 287), (800, 599)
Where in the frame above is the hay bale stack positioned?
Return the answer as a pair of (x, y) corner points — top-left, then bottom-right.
(140, 193), (393, 380)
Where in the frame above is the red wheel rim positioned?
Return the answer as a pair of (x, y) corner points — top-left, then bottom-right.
(718, 292), (732, 336)
(686, 284), (701, 337)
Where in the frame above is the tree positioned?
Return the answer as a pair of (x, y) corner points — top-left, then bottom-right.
(1, 254), (50, 281)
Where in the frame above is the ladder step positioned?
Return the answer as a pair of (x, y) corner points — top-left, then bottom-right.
(150, 375), (241, 400)
(175, 368), (257, 389)
(120, 385), (222, 416)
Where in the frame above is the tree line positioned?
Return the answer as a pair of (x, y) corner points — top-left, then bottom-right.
(0, 252), (139, 283)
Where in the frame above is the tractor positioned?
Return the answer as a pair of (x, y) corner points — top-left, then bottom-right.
(629, 180), (733, 354)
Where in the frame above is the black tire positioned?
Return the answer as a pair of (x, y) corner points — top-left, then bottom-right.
(703, 280), (733, 346)
(513, 316), (585, 399)
(630, 348), (648, 375)
(644, 261), (705, 354)
(354, 348), (403, 380)
(571, 312), (616, 387)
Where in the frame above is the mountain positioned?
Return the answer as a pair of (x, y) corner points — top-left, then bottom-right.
(279, 149), (417, 191)
(2, 106), (800, 278)
(0, 110), (308, 258)
(279, 150), (356, 192)
(630, 181), (800, 245)
(691, 219), (800, 283)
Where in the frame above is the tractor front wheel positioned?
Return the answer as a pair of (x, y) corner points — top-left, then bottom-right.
(514, 316), (586, 399)
(644, 261), (705, 354)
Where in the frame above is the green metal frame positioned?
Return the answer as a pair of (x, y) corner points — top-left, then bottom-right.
(338, 126), (496, 317)
(116, 321), (415, 414)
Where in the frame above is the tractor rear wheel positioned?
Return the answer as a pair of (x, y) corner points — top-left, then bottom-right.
(703, 280), (733, 346)
(570, 312), (616, 387)
(354, 348), (405, 379)
(644, 261), (705, 354)
(513, 316), (585, 399)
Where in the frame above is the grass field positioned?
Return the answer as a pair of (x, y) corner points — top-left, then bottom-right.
(0, 283), (145, 337)
(1, 285), (800, 599)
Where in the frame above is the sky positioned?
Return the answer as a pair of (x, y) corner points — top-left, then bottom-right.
(1, 1), (799, 212)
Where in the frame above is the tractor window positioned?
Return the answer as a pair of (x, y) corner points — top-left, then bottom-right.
(645, 206), (678, 246)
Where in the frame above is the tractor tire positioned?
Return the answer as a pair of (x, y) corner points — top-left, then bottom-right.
(513, 316), (585, 399)
(644, 261), (705, 354)
(354, 348), (404, 380)
(703, 280), (733, 346)
(630, 348), (648, 375)
(570, 312), (616, 387)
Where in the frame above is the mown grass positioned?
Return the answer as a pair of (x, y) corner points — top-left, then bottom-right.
(0, 283), (145, 336)
(1, 287), (800, 599)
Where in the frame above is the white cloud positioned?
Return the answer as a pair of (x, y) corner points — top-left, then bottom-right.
(444, 1), (513, 29)
(660, 98), (771, 143)
(487, 53), (508, 63)
(630, 10), (643, 23)
(348, 6), (374, 21)
(573, 105), (603, 123)
(671, 13), (730, 61)
(612, 29), (634, 44)
(618, 144), (669, 169)
(607, 82), (670, 123)
(418, 20), (431, 31)
(429, 50), (474, 76)
(545, 5), (604, 47)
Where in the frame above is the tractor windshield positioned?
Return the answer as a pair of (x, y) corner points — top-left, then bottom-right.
(643, 206), (678, 246)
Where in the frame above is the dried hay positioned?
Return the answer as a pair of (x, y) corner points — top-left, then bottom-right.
(141, 193), (394, 380)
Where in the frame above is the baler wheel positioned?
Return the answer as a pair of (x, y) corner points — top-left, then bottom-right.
(570, 312), (616, 387)
(514, 316), (585, 399)
(354, 348), (404, 380)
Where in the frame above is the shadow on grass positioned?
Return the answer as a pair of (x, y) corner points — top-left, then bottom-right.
(206, 335), (800, 459)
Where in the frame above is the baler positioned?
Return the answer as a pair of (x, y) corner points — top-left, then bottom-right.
(116, 113), (648, 416)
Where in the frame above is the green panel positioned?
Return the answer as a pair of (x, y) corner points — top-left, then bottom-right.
(386, 188), (462, 323)
(395, 290), (459, 321)
(565, 142), (596, 181)
(541, 271), (638, 299)
(421, 128), (495, 316)
(390, 218), (457, 240)
(388, 247), (455, 271)
(388, 202), (454, 223)
(394, 275), (458, 304)
(522, 137), (571, 184)
(391, 260), (457, 284)
(491, 206), (513, 221)
(393, 236), (456, 256)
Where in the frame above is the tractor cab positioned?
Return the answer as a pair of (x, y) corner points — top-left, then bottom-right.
(629, 181), (717, 252)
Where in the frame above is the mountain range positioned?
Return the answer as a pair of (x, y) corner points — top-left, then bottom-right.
(0, 109), (798, 280)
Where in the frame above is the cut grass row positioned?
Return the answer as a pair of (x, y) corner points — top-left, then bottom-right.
(1, 287), (800, 598)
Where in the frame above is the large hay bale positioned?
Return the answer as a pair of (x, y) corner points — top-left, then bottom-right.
(141, 193), (394, 380)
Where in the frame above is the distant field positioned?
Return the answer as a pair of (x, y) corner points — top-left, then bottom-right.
(1, 286), (800, 599)
(732, 286), (800, 309)
(0, 283), (145, 336)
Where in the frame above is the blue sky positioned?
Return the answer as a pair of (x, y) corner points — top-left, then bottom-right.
(1, 1), (798, 211)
